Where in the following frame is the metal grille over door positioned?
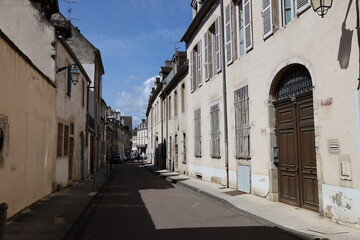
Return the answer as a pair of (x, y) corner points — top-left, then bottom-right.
(277, 65), (312, 100)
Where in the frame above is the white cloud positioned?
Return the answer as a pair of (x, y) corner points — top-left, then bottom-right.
(114, 76), (157, 127)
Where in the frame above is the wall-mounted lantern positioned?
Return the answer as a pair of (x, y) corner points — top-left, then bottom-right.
(56, 64), (80, 85)
(311, 0), (333, 18)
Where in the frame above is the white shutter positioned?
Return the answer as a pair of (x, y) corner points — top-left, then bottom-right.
(190, 50), (194, 92)
(243, 0), (253, 52)
(215, 17), (221, 72)
(204, 32), (209, 81)
(225, 4), (233, 64)
(197, 40), (202, 86)
(263, 0), (273, 39)
(296, 0), (310, 15)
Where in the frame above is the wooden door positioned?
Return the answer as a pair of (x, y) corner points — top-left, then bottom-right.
(275, 93), (318, 211)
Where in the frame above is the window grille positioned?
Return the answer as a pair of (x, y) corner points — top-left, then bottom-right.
(277, 65), (312, 100)
(194, 108), (202, 157)
(210, 102), (220, 157)
(234, 85), (250, 158)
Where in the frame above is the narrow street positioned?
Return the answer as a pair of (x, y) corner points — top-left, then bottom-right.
(66, 161), (300, 240)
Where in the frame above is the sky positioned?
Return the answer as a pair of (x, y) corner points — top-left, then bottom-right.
(59, 0), (192, 127)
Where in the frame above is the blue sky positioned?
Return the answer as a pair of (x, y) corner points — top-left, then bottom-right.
(59, 0), (192, 127)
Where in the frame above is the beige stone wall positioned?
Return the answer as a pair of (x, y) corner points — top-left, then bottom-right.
(0, 34), (56, 217)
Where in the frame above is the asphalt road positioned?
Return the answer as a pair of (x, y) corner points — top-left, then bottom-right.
(66, 161), (300, 240)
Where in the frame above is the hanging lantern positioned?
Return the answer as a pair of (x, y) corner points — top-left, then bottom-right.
(311, 0), (333, 18)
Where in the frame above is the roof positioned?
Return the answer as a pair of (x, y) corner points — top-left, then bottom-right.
(181, 0), (217, 43)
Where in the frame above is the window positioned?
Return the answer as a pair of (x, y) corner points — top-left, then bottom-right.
(190, 41), (202, 91)
(57, 123), (64, 157)
(214, 17), (221, 72)
(210, 102), (220, 157)
(263, 0), (310, 37)
(174, 91), (178, 117)
(194, 108), (201, 157)
(236, 0), (245, 56)
(234, 85), (250, 158)
(82, 79), (85, 107)
(64, 125), (69, 156)
(168, 96), (171, 120)
(281, 0), (296, 26)
(181, 84), (185, 113)
(197, 40), (202, 87)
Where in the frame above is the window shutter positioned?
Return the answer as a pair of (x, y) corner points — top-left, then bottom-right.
(243, 0), (253, 51)
(198, 40), (202, 86)
(204, 32), (209, 81)
(215, 17), (221, 72)
(296, 0), (310, 15)
(263, 0), (273, 39)
(190, 50), (194, 91)
(225, 4), (233, 64)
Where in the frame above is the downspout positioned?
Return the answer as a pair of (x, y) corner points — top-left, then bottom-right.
(356, 0), (360, 176)
(220, 0), (230, 188)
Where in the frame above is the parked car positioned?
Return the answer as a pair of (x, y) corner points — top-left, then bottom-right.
(110, 154), (123, 164)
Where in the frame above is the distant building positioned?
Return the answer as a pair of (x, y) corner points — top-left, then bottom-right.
(136, 119), (148, 155)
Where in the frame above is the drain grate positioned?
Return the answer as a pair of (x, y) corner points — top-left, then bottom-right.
(224, 190), (247, 196)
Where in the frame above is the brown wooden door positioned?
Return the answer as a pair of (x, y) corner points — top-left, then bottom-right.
(275, 93), (318, 211)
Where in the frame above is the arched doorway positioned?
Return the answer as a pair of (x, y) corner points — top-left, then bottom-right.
(273, 64), (318, 212)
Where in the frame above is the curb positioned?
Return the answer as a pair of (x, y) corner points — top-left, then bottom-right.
(144, 165), (327, 240)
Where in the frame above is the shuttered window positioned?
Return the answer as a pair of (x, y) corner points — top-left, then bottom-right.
(210, 102), (220, 157)
(234, 85), (250, 158)
(214, 17), (221, 72)
(296, 0), (310, 14)
(204, 32), (209, 81)
(225, 3), (233, 64)
(194, 108), (202, 157)
(243, 0), (253, 51)
(263, 0), (273, 39)
(64, 125), (69, 156)
(197, 40), (202, 87)
(190, 50), (194, 91)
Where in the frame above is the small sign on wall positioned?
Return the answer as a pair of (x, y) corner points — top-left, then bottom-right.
(328, 139), (340, 153)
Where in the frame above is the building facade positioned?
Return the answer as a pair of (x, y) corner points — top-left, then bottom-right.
(136, 119), (148, 156)
(147, 0), (360, 228)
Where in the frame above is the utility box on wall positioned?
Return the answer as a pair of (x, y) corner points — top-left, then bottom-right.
(237, 165), (250, 193)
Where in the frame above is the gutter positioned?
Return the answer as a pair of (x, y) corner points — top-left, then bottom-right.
(220, 0), (230, 188)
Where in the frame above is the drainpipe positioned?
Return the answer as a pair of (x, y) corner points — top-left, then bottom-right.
(0, 203), (8, 240)
(357, 0), (360, 90)
(356, 0), (360, 176)
(220, 0), (230, 188)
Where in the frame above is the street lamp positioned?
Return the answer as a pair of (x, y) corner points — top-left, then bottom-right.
(311, 0), (333, 18)
(56, 64), (80, 85)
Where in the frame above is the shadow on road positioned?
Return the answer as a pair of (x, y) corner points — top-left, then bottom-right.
(65, 161), (300, 240)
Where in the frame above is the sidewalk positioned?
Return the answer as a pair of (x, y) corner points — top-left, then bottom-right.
(144, 164), (360, 240)
(4, 167), (110, 240)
